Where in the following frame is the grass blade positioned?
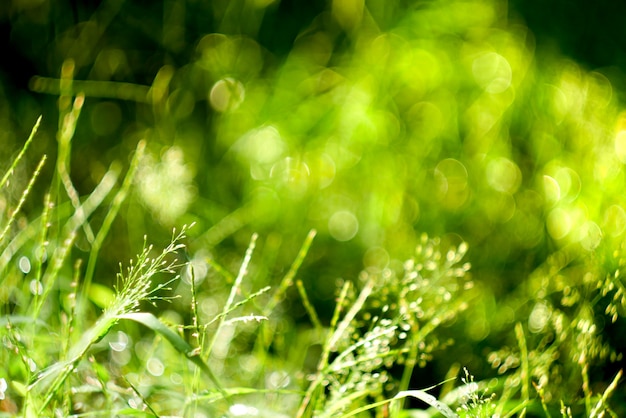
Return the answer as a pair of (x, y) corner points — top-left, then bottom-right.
(296, 279), (322, 332)
(204, 233), (257, 359)
(56, 94), (96, 243)
(515, 322), (529, 417)
(30, 77), (152, 103)
(29, 309), (118, 413)
(264, 229), (316, 316)
(296, 280), (368, 418)
(328, 278), (374, 351)
(204, 286), (271, 328)
(82, 140), (146, 304)
(0, 155), (47, 246)
(33, 167), (118, 320)
(394, 390), (459, 418)
(335, 388), (460, 418)
(118, 312), (228, 400)
(589, 369), (622, 418)
(0, 115), (41, 190)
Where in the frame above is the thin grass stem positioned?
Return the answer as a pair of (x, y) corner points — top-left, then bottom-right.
(123, 375), (159, 417)
(190, 267), (201, 346)
(296, 280), (351, 418)
(82, 140), (145, 304)
(204, 286), (271, 328)
(204, 233), (257, 361)
(582, 361), (591, 415)
(56, 94), (96, 243)
(33, 168), (117, 320)
(264, 229), (316, 316)
(515, 322), (529, 417)
(31, 192), (52, 310)
(0, 115), (41, 190)
(0, 154), (47, 247)
(589, 369), (622, 418)
(31, 76), (153, 102)
(296, 279), (322, 332)
(328, 279), (374, 351)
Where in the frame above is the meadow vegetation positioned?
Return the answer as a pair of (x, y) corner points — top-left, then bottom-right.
(1, 0), (625, 416)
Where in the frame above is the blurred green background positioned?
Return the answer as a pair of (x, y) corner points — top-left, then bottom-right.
(2, 0), (626, 408)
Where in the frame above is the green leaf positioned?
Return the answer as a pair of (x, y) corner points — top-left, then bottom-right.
(395, 390), (459, 418)
(88, 283), (116, 309)
(117, 312), (229, 400)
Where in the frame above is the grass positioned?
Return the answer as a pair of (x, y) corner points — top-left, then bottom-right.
(0, 118), (621, 416)
(2, 0), (626, 416)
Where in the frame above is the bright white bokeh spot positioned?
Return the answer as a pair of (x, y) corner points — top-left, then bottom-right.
(29, 280), (43, 295)
(235, 125), (286, 167)
(147, 357), (165, 377)
(183, 252), (209, 286)
(229, 404), (259, 416)
(109, 331), (129, 352)
(267, 370), (290, 389)
(0, 377), (6, 400)
(18, 256), (31, 274)
(170, 372), (183, 385)
(472, 52), (512, 94)
(270, 157), (310, 195)
(328, 210), (359, 241)
(209, 77), (245, 112)
(529, 301), (550, 333)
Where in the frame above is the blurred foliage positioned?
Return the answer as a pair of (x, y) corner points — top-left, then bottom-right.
(1, 0), (626, 414)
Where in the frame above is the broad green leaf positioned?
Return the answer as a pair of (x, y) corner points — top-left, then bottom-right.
(117, 312), (228, 400)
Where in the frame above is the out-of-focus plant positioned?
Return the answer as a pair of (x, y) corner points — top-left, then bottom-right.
(1, 0), (626, 415)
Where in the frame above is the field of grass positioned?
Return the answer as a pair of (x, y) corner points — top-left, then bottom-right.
(1, 0), (626, 416)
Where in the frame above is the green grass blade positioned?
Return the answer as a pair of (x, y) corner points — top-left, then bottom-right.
(117, 312), (228, 400)
(296, 280), (374, 417)
(122, 375), (159, 417)
(82, 140), (145, 304)
(30, 309), (118, 413)
(32, 167), (118, 320)
(501, 399), (533, 418)
(515, 322), (529, 417)
(0, 115), (41, 190)
(264, 229), (316, 316)
(589, 369), (622, 418)
(31, 192), (52, 310)
(328, 278), (374, 351)
(335, 388), (460, 418)
(204, 286), (271, 328)
(0, 155), (47, 247)
(296, 279), (322, 332)
(188, 387), (303, 405)
(56, 94), (97, 243)
(204, 233), (257, 359)
(30, 77), (152, 103)
(394, 390), (459, 418)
